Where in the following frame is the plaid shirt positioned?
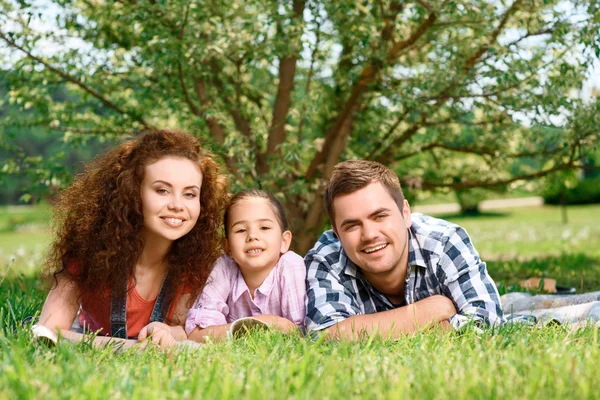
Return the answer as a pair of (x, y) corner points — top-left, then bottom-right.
(305, 213), (505, 334)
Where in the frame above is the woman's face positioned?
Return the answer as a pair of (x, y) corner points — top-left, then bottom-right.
(140, 156), (203, 245)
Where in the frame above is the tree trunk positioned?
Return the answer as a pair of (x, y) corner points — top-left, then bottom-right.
(290, 193), (329, 254)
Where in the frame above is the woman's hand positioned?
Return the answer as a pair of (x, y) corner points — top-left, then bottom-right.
(138, 322), (177, 347)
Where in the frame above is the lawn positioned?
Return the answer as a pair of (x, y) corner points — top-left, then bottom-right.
(442, 204), (600, 294)
(1, 204), (599, 399)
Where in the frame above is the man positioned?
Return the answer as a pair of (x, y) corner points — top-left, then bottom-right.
(305, 160), (504, 339)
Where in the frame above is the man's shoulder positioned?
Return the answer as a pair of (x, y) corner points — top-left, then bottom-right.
(304, 230), (346, 272)
(411, 213), (463, 241)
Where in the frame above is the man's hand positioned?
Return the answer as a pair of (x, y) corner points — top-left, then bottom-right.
(138, 322), (177, 348)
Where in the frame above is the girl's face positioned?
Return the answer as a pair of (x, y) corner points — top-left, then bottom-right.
(225, 197), (292, 273)
(140, 156), (203, 245)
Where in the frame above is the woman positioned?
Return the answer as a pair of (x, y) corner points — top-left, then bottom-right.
(35, 129), (228, 348)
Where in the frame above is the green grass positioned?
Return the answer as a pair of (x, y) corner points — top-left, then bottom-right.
(1, 285), (599, 399)
(442, 204), (600, 293)
(443, 204), (600, 259)
(0, 203), (52, 233)
(1, 203), (600, 399)
(2, 274), (600, 400)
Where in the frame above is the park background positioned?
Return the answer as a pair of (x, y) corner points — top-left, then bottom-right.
(1, 0), (600, 398)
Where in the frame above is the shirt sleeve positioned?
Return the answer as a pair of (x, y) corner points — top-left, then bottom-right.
(278, 251), (307, 329)
(184, 255), (232, 336)
(304, 241), (362, 335)
(437, 226), (505, 331)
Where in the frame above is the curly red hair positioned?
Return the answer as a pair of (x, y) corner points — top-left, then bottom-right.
(44, 130), (229, 309)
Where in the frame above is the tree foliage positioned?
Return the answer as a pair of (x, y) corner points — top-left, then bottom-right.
(1, 0), (599, 251)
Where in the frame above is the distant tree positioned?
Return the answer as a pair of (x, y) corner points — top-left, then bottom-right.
(1, 0), (599, 251)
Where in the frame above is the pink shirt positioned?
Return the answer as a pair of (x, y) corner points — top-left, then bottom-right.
(185, 251), (306, 335)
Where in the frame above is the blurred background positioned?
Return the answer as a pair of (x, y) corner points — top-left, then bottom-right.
(1, 0), (599, 295)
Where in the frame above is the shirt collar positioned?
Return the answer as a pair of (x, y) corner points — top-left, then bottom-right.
(231, 261), (278, 302)
(341, 248), (395, 308)
(339, 249), (358, 277)
(255, 264), (277, 296)
(408, 226), (429, 269)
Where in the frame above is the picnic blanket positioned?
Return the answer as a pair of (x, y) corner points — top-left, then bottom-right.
(501, 291), (600, 326)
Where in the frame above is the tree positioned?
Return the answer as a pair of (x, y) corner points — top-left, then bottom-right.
(1, 0), (599, 252)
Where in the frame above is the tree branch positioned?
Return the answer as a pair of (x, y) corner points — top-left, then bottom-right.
(0, 31), (153, 129)
(395, 142), (560, 162)
(193, 79), (240, 178)
(178, 63), (202, 117)
(372, 123), (423, 165)
(373, 1), (523, 165)
(297, 16), (322, 142)
(257, 0), (306, 174)
(433, 20), (485, 28)
(464, 0), (522, 71)
(416, 139), (581, 190)
(418, 161), (577, 191)
(176, 6), (204, 118)
(47, 125), (131, 136)
(387, 11), (437, 61)
(305, 5), (437, 180)
(193, 79), (225, 144)
(206, 61), (254, 142)
(422, 115), (510, 127)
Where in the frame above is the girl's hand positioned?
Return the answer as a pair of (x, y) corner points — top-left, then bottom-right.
(138, 322), (177, 347)
(253, 314), (298, 333)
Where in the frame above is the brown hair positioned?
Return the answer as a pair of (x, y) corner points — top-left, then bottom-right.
(223, 189), (290, 236)
(43, 129), (229, 310)
(325, 160), (405, 226)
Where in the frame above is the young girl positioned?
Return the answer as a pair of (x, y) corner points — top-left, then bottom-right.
(35, 130), (228, 348)
(185, 189), (306, 342)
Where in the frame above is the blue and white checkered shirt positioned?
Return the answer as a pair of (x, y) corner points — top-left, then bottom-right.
(305, 213), (505, 334)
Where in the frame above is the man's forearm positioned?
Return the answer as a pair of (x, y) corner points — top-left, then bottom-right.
(322, 295), (456, 340)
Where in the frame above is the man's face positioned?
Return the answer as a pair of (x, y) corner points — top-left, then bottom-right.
(332, 181), (412, 280)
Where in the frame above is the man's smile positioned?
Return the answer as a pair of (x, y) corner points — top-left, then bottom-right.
(362, 243), (388, 254)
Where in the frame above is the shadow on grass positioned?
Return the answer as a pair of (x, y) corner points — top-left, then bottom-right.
(488, 253), (600, 295)
(434, 211), (510, 220)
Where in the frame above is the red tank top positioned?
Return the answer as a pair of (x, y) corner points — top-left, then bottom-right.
(67, 261), (184, 338)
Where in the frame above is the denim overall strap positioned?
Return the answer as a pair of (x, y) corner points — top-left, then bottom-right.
(110, 283), (128, 339)
(110, 273), (173, 338)
(149, 272), (173, 323)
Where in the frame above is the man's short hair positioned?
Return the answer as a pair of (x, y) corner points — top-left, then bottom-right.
(325, 160), (405, 226)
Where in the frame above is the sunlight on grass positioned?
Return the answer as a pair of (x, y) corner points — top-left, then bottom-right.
(443, 205), (600, 259)
(1, 203), (600, 399)
(1, 320), (599, 399)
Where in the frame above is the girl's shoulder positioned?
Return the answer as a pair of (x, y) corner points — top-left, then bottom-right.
(208, 254), (240, 279)
(278, 251), (305, 270)
(212, 253), (239, 270)
(275, 251), (306, 289)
